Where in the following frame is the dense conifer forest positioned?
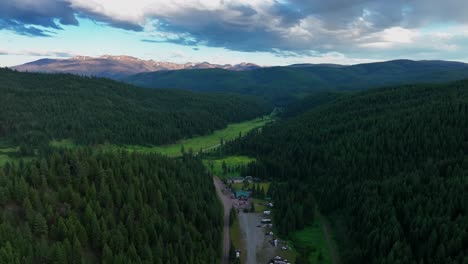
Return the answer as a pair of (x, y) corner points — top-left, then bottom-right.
(0, 68), (267, 148)
(0, 149), (222, 263)
(224, 80), (468, 263)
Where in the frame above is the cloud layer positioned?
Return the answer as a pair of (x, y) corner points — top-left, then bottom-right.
(1, 0), (467, 58)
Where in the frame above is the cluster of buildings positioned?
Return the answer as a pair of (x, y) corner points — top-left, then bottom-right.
(227, 176), (253, 184)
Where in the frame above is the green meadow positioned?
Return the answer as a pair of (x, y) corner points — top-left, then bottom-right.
(0, 150), (15, 167)
(0, 139), (19, 166)
(203, 155), (255, 178)
(51, 116), (272, 157)
(291, 210), (338, 264)
(231, 182), (270, 193)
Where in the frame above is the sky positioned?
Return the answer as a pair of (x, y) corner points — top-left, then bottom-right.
(1, 0), (468, 67)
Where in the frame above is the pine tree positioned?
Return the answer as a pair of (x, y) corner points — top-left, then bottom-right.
(32, 213), (48, 237)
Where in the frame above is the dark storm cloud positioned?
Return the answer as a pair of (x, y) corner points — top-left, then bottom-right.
(0, 0), (142, 37)
(0, 0), (78, 36)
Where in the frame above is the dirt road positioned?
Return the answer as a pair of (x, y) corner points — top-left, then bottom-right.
(213, 177), (233, 264)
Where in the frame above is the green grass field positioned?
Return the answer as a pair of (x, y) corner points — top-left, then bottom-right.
(0, 153), (13, 167)
(231, 182), (270, 193)
(51, 116), (272, 157)
(144, 116), (271, 156)
(50, 139), (75, 149)
(252, 198), (269, 213)
(203, 155), (255, 178)
(0, 139), (19, 166)
(291, 210), (336, 264)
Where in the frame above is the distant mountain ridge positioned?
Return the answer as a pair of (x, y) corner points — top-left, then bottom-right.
(11, 55), (261, 79)
(124, 59), (468, 105)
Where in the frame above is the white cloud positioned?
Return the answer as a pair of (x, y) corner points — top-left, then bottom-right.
(359, 27), (418, 48)
(2, 0), (468, 62)
(0, 49), (75, 57)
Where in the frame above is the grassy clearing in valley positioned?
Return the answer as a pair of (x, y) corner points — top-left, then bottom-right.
(231, 182), (270, 193)
(0, 139), (19, 166)
(51, 116), (272, 157)
(0, 153), (13, 167)
(291, 210), (336, 264)
(252, 198), (269, 213)
(203, 155), (255, 178)
(145, 116), (271, 156)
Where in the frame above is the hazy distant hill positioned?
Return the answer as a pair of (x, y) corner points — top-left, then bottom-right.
(12, 55), (261, 79)
(124, 59), (468, 105)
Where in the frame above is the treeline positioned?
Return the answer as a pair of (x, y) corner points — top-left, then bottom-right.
(224, 80), (468, 263)
(0, 68), (267, 147)
(0, 149), (222, 263)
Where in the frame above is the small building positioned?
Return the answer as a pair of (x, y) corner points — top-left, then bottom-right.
(228, 176), (254, 184)
(229, 177), (245, 183)
(235, 190), (250, 199)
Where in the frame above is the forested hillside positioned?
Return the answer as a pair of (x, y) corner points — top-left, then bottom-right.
(224, 80), (468, 263)
(124, 60), (468, 105)
(0, 68), (267, 148)
(0, 150), (222, 263)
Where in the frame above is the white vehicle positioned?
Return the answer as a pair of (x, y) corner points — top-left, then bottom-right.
(263, 210), (271, 215)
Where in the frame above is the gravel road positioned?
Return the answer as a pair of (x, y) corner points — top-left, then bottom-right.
(238, 212), (277, 264)
(213, 177), (233, 264)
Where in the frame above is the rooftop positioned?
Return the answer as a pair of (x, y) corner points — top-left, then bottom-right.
(235, 190), (250, 198)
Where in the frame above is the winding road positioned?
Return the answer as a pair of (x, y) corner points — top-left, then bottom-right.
(213, 177), (233, 264)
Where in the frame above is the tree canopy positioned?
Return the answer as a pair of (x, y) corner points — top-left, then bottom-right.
(0, 68), (267, 147)
(0, 149), (222, 263)
(224, 80), (468, 263)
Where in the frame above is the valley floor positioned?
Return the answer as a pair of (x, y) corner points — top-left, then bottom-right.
(49, 116), (272, 157)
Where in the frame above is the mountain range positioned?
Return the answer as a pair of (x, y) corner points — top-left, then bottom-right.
(11, 55), (261, 79)
(124, 59), (468, 105)
(11, 57), (468, 106)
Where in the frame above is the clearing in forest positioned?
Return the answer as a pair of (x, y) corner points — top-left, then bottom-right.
(51, 116), (272, 157)
(203, 155), (255, 178)
(291, 210), (340, 264)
